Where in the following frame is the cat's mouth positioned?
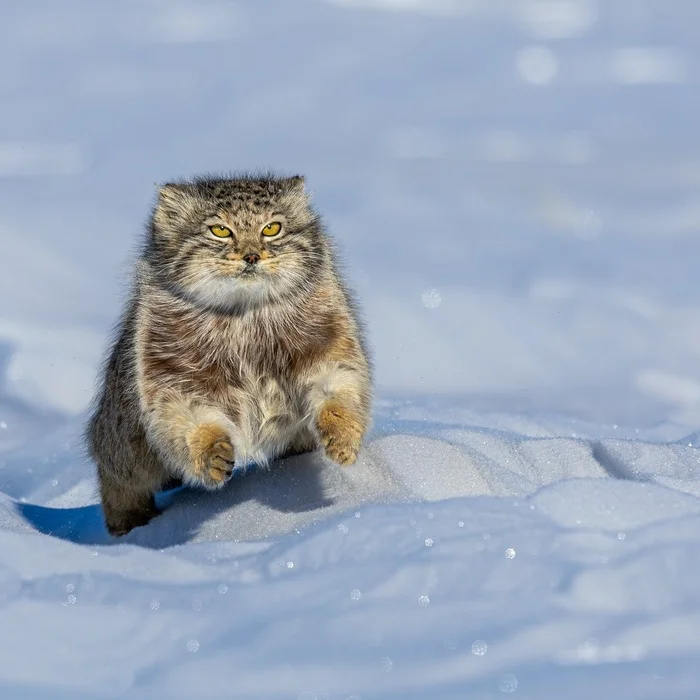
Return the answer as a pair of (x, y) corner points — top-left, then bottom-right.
(237, 265), (262, 279)
(213, 261), (263, 279)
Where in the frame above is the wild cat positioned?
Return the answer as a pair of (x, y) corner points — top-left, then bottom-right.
(86, 174), (372, 536)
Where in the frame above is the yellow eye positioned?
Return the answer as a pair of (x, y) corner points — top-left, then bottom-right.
(209, 225), (232, 238)
(261, 221), (282, 237)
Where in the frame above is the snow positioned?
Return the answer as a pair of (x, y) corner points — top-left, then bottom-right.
(2, 0), (700, 697)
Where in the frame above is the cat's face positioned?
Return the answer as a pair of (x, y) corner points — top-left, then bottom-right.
(148, 175), (326, 312)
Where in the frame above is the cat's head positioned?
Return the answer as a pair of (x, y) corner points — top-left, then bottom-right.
(146, 173), (327, 312)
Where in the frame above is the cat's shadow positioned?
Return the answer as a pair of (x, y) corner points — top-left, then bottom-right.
(16, 451), (335, 548)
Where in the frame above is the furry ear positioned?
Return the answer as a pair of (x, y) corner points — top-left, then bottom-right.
(157, 183), (190, 207)
(154, 183), (196, 228)
(285, 175), (306, 195)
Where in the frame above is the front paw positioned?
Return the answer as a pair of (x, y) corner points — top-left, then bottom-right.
(317, 401), (364, 466)
(187, 423), (235, 489)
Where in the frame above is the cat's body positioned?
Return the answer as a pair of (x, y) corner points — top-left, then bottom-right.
(86, 174), (372, 536)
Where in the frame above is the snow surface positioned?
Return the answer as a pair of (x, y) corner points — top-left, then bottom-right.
(2, 0), (700, 697)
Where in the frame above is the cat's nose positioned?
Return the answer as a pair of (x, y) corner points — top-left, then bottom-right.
(243, 252), (260, 265)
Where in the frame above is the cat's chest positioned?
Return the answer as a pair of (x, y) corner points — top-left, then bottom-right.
(141, 301), (311, 395)
(192, 315), (295, 378)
